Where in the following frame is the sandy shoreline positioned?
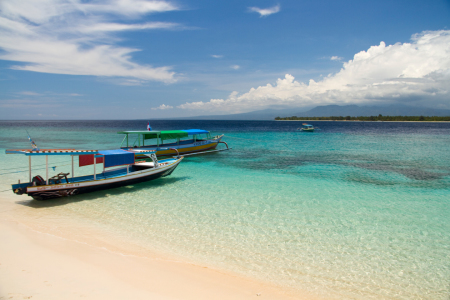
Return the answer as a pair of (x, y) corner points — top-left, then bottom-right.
(0, 193), (315, 300)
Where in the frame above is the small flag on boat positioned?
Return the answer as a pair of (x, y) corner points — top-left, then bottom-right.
(26, 130), (39, 151)
(147, 122), (152, 131)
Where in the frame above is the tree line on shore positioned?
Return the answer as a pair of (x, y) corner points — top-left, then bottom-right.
(275, 115), (450, 121)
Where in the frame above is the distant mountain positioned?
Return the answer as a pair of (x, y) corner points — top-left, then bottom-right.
(175, 108), (307, 120)
(293, 104), (450, 117)
(173, 104), (450, 120)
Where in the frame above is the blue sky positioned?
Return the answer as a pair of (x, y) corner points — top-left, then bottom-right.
(0, 0), (449, 119)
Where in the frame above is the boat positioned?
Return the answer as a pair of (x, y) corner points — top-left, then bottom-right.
(118, 129), (230, 158)
(6, 147), (183, 200)
(298, 123), (315, 132)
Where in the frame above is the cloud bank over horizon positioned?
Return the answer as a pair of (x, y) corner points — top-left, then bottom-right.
(178, 30), (450, 113)
(0, 0), (181, 83)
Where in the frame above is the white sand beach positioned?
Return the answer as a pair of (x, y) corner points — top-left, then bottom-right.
(0, 193), (314, 300)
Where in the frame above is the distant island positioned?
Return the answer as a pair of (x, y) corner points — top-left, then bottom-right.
(275, 115), (450, 121)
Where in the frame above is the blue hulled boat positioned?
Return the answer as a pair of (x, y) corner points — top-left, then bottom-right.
(7, 148), (183, 200)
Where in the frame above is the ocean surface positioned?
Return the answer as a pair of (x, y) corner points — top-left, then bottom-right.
(0, 120), (449, 299)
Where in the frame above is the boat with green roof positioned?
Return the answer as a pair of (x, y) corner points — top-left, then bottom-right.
(118, 129), (230, 158)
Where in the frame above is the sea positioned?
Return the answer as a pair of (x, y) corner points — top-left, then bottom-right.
(0, 120), (449, 299)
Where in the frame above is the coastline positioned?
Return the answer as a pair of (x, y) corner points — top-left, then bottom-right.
(275, 120), (450, 122)
(0, 192), (315, 300)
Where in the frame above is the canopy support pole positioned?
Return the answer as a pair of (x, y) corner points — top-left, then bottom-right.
(29, 156), (31, 183)
(71, 156), (74, 179)
(120, 135), (127, 148)
(94, 160), (96, 180)
(45, 156), (49, 185)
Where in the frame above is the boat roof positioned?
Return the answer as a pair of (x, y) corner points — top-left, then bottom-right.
(5, 149), (99, 156)
(6, 148), (157, 156)
(181, 129), (209, 135)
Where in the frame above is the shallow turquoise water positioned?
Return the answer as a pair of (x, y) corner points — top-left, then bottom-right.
(0, 120), (449, 299)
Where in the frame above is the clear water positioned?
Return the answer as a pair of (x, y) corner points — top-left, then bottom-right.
(0, 120), (449, 299)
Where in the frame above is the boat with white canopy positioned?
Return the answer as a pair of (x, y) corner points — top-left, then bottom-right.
(6, 148), (183, 200)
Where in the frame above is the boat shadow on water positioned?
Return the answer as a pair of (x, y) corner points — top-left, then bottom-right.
(15, 176), (190, 208)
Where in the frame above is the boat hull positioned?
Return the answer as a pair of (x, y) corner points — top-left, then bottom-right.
(24, 159), (181, 200)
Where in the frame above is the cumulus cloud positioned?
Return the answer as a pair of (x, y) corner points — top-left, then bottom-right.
(248, 4), (280, 17)
(178, 30), (450, 113)
(0, 0), (181, 83)
(211, 55), (223, 58)
(231, 65), (241, 70)
(151, 104), (173, 110)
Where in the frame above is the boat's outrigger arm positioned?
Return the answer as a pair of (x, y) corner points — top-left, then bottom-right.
(179, 142), (232, 157)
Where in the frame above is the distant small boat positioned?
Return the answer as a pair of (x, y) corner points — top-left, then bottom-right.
(6, 148), (183, 200)
(298, 123), (315, 132)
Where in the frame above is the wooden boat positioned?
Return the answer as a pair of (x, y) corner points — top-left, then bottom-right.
(118, 129), (230, 157)
(298, 124), (315, 132)
(6, 148), (183, 200)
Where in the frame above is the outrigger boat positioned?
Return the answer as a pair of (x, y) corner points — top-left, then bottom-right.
(6, 147), (183, 200)
(298, 123), (315, 132)
(118, 129), (230, 158)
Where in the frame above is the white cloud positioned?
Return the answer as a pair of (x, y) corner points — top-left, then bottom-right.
(151, 104), (173, 110)
(211, 55), (223, 58)
(0, 0), (181, 83)
(178, 30), (450, 113)
(248, 4), (280, 17)
(17, 91), (82, 97)
(19, 91), (41, 96)
(76, 22), (183, 33)
(330, 56), (343, 61)
(231, 65), (241, 70)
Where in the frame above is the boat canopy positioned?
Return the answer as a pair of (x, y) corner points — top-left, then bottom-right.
(181, 129), (209, 135)
(98, 149), (135, 168)
(156, 130), (188, 140)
